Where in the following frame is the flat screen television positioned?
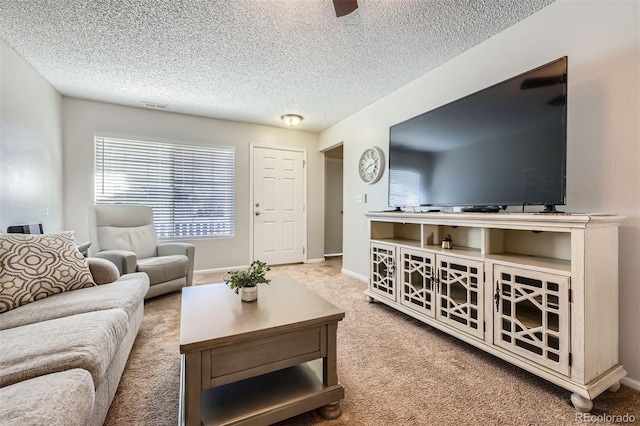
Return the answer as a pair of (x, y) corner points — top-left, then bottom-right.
(388, 57), (567, 212)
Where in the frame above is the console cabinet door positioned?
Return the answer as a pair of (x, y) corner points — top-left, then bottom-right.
(399, 248), (436, 318)
(370, 243), (397, 301)
(493, 265), (570, 376)
(436, 255), (484, 339)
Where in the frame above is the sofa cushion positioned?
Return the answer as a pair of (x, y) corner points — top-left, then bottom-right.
(137, 254), (188, 285)
(0, 369), (94, 426)
(0, 308), (128, 388)
(0, 273), (149, 330)
(0, 231), (96, 313)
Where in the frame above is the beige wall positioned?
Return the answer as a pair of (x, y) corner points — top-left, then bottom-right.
(62, 98), (323, 270)
(319, 1), (640, 386)
(0, 40), (63, 233)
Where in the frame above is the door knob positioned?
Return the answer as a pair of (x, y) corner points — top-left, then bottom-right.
(255, 211), (261, 216)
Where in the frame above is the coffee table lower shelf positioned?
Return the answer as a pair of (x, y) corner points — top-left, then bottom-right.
(179, 357), (344, 426)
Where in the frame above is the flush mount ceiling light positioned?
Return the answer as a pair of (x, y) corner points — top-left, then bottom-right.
(281, 114), (303, 127)
(142, 101), (168, 110)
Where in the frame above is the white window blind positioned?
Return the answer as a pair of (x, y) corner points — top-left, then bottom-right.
(389, 169), (420, 207)
(95, 137), (235, 238)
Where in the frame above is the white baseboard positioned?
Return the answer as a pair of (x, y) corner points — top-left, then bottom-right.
(324, 252), (343, 257)
(621, 376), (640, 391)
(341, 268), (368, 282)
(197, 258), (328, 272)
(195, 264), (248, 274)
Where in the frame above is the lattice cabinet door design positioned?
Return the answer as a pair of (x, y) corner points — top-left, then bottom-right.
(493, 265), (570, 376)
(370, 243), (397, 301)
(399, 248), (436, 318)
(436, 255), (484, 339)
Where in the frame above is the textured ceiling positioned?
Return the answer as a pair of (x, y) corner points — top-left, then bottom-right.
(0, 0), (555, 133)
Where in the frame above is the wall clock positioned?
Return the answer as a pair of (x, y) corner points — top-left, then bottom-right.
(358, 147), (384, 184)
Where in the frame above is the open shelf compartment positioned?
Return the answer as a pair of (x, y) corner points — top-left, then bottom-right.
(485, 228), (571, 273)
(370, 221), (421, 247)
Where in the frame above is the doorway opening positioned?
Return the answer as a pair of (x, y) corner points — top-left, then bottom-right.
(323, 144), (343, 258)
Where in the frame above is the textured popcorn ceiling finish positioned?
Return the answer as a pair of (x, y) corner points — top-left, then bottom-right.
(0, 0), (554, 132)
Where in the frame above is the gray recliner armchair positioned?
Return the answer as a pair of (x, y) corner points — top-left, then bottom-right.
(88, 204), (195, 299)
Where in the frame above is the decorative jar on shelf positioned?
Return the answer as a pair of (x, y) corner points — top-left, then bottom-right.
(442, 234), (453, 249)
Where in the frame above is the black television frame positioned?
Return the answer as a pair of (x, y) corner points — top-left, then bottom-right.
(387, 57), (568, 213)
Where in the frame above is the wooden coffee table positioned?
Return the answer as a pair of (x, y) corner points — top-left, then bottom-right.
(179, 276), (345, 425)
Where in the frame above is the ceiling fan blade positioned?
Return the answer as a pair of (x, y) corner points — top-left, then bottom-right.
(333, 0), (358, 17)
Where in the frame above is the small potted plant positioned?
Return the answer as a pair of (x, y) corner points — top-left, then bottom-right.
(225, 260), (271, 302)
(442, 234), (453, 249)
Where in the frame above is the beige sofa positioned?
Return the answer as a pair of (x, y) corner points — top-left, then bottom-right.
(0, 258), (149, 426)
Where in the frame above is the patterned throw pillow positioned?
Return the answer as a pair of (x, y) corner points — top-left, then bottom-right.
(0, 231), (96, 313)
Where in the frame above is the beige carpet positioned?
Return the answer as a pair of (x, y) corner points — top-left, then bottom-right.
(104, 258), (640, 425)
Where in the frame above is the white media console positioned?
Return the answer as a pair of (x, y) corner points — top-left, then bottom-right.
(364, 211), (626, 412)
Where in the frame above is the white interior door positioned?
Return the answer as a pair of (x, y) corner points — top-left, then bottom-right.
(252, 146), (305, 265)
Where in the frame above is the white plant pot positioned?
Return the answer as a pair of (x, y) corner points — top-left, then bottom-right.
(241, 286), (258, 302)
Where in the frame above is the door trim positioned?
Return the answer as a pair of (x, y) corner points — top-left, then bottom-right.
(249, 144), (308, 264)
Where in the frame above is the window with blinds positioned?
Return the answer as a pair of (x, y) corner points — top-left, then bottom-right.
(95, 137), (235, 238)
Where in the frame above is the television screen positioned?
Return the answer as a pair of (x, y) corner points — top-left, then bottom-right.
(388, 57), (567, 210)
